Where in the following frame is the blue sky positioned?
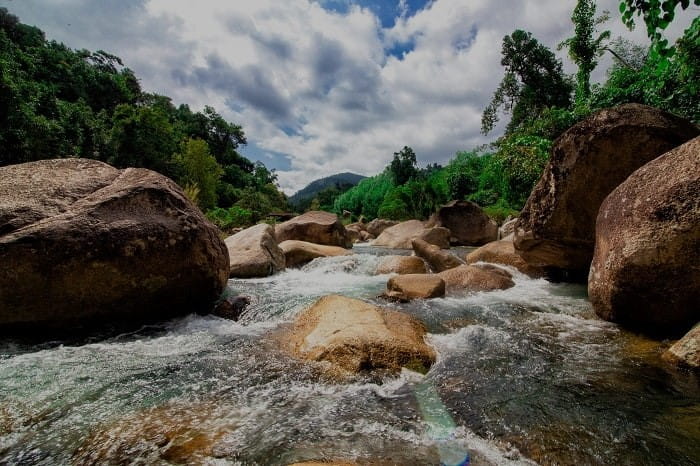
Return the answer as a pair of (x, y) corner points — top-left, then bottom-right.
(3, 0), (695, 193)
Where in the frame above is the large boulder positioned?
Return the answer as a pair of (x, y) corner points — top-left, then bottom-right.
(427, 200), (498, 246)
(375, 255), (428, 275)
(225, 224), (285, 278)
(514, 104), (699, 279)
(285, 295), (435, 374)
(275, 211), (352, 247)
(662, 324), (700, 370)
(588, 137), (700, 336)
(0, 159), (229, 334)
(466, 240), (544, 278)
(438, 265), (514, 293)
(411, 238), (463, 272)
(384, 274), (446, 301)
(372, 220), (450, 249)
(366, 219), (398, 237)
(280, 240), (352, 267)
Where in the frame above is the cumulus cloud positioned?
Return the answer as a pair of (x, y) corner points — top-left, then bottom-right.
(4, 0), (696, 193)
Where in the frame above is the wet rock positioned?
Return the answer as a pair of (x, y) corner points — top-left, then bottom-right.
(427, 200), (498, 246)
(412, 238), (464, 272)
(275, 211), (352, 247)
(498, 217), (518, 240)
(384, 274), (446, 301)
(225, 223), (285, 278)
(466, 240), (544, 278)
(438, 264), (515, 293)
(514, 104), (699, 279)
(285, 295), (435, 375)
(213, 295), (250, 321)
(375, 255), (428, 275)
(663, 324), (700, 369)
(366, 218), (398, 237)
(372, 220), (450, 249)
(589, 137), (700, 336)
(280, 240), (352, 268)
(0, 159), (229, 335)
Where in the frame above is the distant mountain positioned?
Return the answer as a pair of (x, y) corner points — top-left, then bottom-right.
(289, 172), (366, 209)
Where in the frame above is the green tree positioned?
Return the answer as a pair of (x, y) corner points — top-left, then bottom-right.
(389, 146), (418, 185)
(174, 138), (223, 210)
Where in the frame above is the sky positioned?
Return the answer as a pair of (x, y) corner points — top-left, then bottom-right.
(2, 0), (695, 193)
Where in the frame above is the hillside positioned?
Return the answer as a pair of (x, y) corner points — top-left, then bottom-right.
(289, 172), (366, 209)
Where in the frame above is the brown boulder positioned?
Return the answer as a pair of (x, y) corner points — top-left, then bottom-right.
(588, 137), (700, 336)
(514, 104), (699, 279)
(0, 159), (229, 334)
(375, 255), (428, 275)
(466, 240), (544, 278)
(345, 222), (367, 232)
(280, 240), (352, 267)
(384, 274), (446, 301)
(346, 228), (361, 244)
(412, 238), (464, 272)
(438, 265), (515, 293)
(359, 230), (374, 242)
(427, 200), (498, 246)
(372, 220), (450, 249)
(225, 223), (285, 278)
(285, 295), (435, 374)
(275, 211), (351, 247)
(498, 217), (518, 240)
(662, 324), (700, 370)
(366, 218), (398, 237)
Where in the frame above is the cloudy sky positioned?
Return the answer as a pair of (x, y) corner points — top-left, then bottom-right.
(3, 0), (695, 193)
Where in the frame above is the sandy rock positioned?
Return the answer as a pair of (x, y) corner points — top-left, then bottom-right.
(373, 220), (450, 249)
(466, 240), (544, 278)
(427, 200), (498, 246)
(438, 265), (515, 293)
(662, 324), (700, 370)
(275, 211), (352, 247)
(0, 159), (228, 334)
(225, 224), (285, 278)
(280, 240), (352, 268)
(514, 104), (699, 279)
(366, 219), (398, 237)
(375, 255), (428, 275)
(589, 137), (700, 336)
(286, 295), (435, 374)
(384, 274), (446, 301)
(412, 238), (464, 272)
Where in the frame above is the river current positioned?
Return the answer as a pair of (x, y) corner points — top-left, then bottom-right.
(1, 245), (698, 465)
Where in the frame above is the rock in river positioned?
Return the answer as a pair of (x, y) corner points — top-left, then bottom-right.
(0, 159), (229, 334)
(384, 274), (446, 301)
(466, 239), (544, 278)
(225, 223), (285, 278)
(427, 200), (498, 246)
(438, 265), (514, 293)
(662, 324), (700, 370)
(275, 211), (352, 248)
(280, 240), (352, 268)
(375, 255), (428, 275)
(372, 220), (450, 249)
(412, 238), (464, 272)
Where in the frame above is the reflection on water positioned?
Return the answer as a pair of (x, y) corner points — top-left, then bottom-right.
(1, 250), (698, 465)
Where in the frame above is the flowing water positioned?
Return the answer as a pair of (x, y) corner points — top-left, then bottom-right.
(1, 245), (699, 465)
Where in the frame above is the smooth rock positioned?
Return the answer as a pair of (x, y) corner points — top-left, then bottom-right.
(466, 240), (544, 278)
(427, 200), (498, 246)
(285, 295), (435, 374)
(225, 223), (285, 278)
(589, 137), (700, 336)
(0, 159), (229, 334)
(275, 211), (352, 247)
(366, 218), (398, 237)
(412, 238), (464, 272)
(514, 104), (699, 279)
(280, 240), (352, 268)
(372, 220), (450, 249)
(384, 274), (446, 301)
(375, 255), (428, 275)
(438, 264), (515, 293)
(662, 324), (700, 370)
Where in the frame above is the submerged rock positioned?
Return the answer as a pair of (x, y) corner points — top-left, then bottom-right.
(372, 220), (450, 249)
(383, 274), (446, 301)
(275, 211), (352, 247)
(589, 137), (700, 336)
(412, 238), (464, 272)
(279, 240), (352, 268)
(375, 255), (428, 275)
(663, 324), (700, 370)
(466, 240), (544, 278)
(366, 218), (398, 237)
(0, 159), (229, 334)
(438, 264), (514, 293)
(285, 295), (435, 375)
(225, 223), (285, 278)
(427, 200), (498, 246)
(514, 104), (699, 280)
